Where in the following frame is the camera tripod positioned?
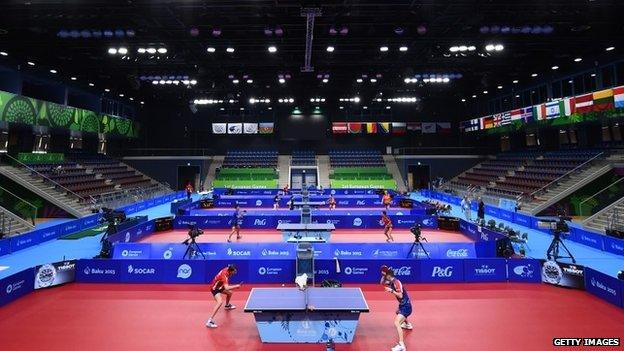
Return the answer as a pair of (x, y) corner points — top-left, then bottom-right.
(183, 236), (206, 259)
(546, 230), (575, 263)
(407, 236), (430, 259)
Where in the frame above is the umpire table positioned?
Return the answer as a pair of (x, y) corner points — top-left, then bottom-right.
(244, 287), (369, 343)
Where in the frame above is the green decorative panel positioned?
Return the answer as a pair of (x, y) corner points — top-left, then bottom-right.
(0, 90), (139, 138)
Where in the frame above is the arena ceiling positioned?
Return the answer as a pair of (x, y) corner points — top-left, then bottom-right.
(0, 0), (623, 111)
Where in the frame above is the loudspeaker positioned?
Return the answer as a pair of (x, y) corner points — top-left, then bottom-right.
(437, 216), (460, 231)
(154, 216), (174, 232)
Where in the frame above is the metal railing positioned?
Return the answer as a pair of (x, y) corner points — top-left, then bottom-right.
(577, 177), (624, 217)
(0, 185), (37, 225)
(525, 151), (605, 200)
(90, 183), (171, 210)
(394, 146), (489, 155)
(608, 208), (623, 231)
(3, 154), (86, 202)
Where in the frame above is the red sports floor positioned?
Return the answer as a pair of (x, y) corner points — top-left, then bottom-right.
(139, 229), (473, 243)
(0, 283), (622, 351)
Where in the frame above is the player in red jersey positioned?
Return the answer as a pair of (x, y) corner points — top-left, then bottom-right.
(328, 194), (336, 210)
(382, 190), (392, 210)
(205, 264), (242, 328)
(380, 265), (413, 331)
(381, 211), (394, 242)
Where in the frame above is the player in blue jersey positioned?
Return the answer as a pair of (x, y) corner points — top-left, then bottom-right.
(382, 266), (412, 351)
(227, 205), (246, 242)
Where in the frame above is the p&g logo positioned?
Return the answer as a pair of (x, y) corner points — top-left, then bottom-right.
(254, 219), (267, 226)
(431, 266), (454, 277)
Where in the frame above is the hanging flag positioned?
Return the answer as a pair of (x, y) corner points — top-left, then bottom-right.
(392, 122), (407, 134)
(243, 123), (258, 134)
(348, 122), (362, 133)
(259, 122), (274, 134)
(492, 114), (503, 127)
(212, 123), (227, 134)
(378, 122), (391, 134)
(559, 97), (575, 116)
(227, 123), (242, 134)
(545, 100), (561, 119)
(575, 93), (594, 113)
(532, 104), (546, 120)
(521, 107), (534, 123)
(592, 88), (614, 111)
(407, 122), (422, 132)
(510, 109), (522, 120)
(501, 112), (512, 125)
(613, 86), (624, 109)
(332, 122), (347, 134)
(436, 122), (451, 134)
(365, 122), (378, 134)
(482, 116), (494, 129)
(422, 122), (436, 133)
(479, 117), (485, 129)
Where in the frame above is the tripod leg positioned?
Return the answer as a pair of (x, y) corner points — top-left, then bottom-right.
(406, 241), (417, 258)
(418, 242), (430, 259)
(557, 239), (576, 263)
(193, 241), (206, 259)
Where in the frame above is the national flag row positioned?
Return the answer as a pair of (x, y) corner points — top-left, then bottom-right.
(332, 122), (452, 134)
(461, 85), (624, 132)
(212, 122), (274, 134)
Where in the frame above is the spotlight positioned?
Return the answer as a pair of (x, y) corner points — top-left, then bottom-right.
(190, 80), (197, 85)
(157, 48), (167, 54)
(50, 69), (57, 74)
(27, 61), (35, 66)
(279, 78), (286, 84)
(71, 77), (77, 80)
(404, 78), (410, 84)
(326, 46), (335, 52)
(268, 46), (277, 53)
(497, 85), (503, 89)
(399, 46), (408, 52)
(356, 78), (363, 83)
(189, 28), (200, 36)
(275, 26), (284, 36)
(246, 79), (253, 84)
(232, 79), (239, 84)
(329, 26), (338, 35)
(207, 47), (216, 53)
(531, 73), (538, 77)
(212, 28), (222, 37)
(264, 28), (273, 36)
(461, 98), (466, 102)
(513, 80), (519, 83)
(370, 78), (377, 83)
(104, 88), (110, 92)
(379, 46), (389, 52)
(146, 48), (157, 54)
(416, 25), (427, 35)
(322, 78), (328, 83)
(354, 97), (360, 103)
(108, 48), (117, 55)
(450, 46), (459, 52)
(339, 27), (349, 35)
(485, 44), (494, 51)
(137, 48), (146, 53)
(226, 47), (235, 53)
(606, 46), (615, 51)
(0, 51), (7, 56)
(89, 83), (95, 87)
(118, 47), (128, 55)
(551, 66), (559, 70)
(495, 44), (504, 51)
(574, 57), (582, 62)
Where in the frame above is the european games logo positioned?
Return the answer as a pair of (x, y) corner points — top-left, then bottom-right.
(177, 264), (192, 279)
(353, 218), (362, 227)
(258, 267), (267, 275)
(513, 265), (534, 278)
(121, 250), (129, 257)
(6, 284), (13, 294)
(344, 267), (353, 275)
(163, 249), (173, 259)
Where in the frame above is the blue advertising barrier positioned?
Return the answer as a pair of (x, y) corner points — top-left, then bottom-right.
(506, 259), (542, 283)
(0, 191), (185, 258)
(214, 194), (390, 209)
(0, 268), (35, 307)
(421, 190), (624, 258)
(170, 198), (193, 214)
(107, 219), (155, 244)
(584, 267), (623, 308)
(463, 258), (508, 282)
(419, 259), (465, 283)
(173, 214), (438, 230)
(75, 259), (123, 283)
(212, 188), (388, 196)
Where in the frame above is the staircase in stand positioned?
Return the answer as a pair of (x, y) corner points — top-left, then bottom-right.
(205, 156), (224, 188)
(317, 155), (331, 189)
(383, 155), (407, 192)
(0, 165), (92, 217)
(583, 196), (624, 233)
(277, 155), (291, 187)
(0, 205), (34, 236)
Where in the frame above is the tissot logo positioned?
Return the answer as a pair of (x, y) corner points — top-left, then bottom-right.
(581, 235), (597, 244)
(474, 264), (496, 275)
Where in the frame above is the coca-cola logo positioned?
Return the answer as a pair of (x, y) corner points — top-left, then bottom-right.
(388, 266), (412, 276)
(446, 249), (469, 257)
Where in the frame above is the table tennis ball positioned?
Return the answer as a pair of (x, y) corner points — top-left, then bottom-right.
(281, 284), (285, 287)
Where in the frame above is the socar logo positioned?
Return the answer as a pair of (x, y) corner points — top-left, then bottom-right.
(128, 265), (134, 273)
(125, 232), (130, 242)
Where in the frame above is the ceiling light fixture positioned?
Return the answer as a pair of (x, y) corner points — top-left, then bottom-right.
(268, 46), (277, 53)
(326, 46), (335, 52)
(574, 57), (582, 62)
(226, 47), (235, 53)
(379, 46), (389, 52)
(399, 46), (408, 52)
(207, 47), (216, 53)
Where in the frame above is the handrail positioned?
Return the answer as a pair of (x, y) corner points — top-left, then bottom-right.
(3, 154), (86, 201)
(577, 177), (624, 217)
(0, 185), (37, 225)
(583, 195), (624, 225)
(528, 151), (605, 198)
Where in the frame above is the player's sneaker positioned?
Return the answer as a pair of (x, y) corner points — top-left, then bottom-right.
(224, 304), (236, 310)
(205, 320), (218, 328)
(401, 322), (413, 330)
(391, 343), (406, 351)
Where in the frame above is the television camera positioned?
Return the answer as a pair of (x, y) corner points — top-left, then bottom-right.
(407, 224), (430, 259)
(182, 225), (205, 259)
(538, 213), (575, 263)
(94, 208), (127, 259)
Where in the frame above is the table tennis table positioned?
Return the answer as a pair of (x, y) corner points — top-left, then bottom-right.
(292, 201), (327, 208)
(244, 287), (369, 343)
(277, 222), (335, 242)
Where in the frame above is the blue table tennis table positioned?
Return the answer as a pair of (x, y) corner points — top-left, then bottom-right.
(277, 223), (335, 242)
(244, 287), (369, 343)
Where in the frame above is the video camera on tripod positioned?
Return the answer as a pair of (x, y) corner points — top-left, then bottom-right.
(94, 208), (127, 259)
(410, 224), (427, 243)
(537, 213), (575, 263)
(407, 224), (430, 259)
(182, 225), (205, 259)
(99, 207), (126, 228)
